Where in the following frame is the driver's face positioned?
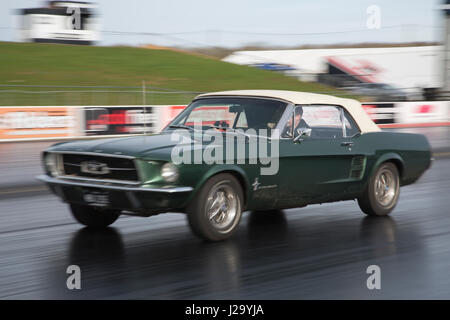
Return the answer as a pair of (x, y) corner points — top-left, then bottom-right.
(294, 113), (302, 127)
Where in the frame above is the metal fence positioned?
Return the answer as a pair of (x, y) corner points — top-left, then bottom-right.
(0, 85), (360, 106)
(0, 85), (203, 106)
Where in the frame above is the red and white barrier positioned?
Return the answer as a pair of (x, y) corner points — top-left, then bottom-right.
(0, 102), (449, 141)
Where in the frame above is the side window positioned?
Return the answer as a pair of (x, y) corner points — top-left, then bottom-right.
(342, 109), (361, 137)
(281, 105), (360, 140)
(302, 105), (343, 139)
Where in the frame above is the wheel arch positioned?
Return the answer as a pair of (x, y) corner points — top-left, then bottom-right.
(370, 152), (405, 181)
(186, 165), (250, 209)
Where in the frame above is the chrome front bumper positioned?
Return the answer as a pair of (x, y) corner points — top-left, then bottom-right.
(36, 175), (193, 193)
(37, 174), (193, 214)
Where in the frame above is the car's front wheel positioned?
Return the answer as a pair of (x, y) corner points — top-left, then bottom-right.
(69, 204), (120, 228)
(187, 173), (244, 241)
(357, 162), (400, 216)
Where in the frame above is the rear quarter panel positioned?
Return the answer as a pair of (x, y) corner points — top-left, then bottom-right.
(358, 131), (432, 187)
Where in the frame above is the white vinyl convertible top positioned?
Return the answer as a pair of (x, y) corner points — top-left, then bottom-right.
(197, 90), (380, 133)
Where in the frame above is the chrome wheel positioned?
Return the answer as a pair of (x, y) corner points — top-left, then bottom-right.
(187, 173), (244, 241)
(206, 180), (240, 233)
(358, 162), (400, 216)
(374, 168), (398, 207)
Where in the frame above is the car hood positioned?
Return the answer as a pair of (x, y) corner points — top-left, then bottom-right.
(47, 132), (197, 161)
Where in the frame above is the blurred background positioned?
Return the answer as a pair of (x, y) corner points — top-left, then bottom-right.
(0, 0), (450, 299)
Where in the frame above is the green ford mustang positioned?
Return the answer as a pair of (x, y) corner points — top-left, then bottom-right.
(38, 90), (432, 241)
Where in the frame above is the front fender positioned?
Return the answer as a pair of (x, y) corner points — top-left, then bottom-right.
(183, 164), (250, 208)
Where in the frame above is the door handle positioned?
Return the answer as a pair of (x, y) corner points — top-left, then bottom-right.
(341, 141), (354, 147)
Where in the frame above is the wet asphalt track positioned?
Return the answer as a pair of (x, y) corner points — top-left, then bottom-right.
(0, 128), (449, 299)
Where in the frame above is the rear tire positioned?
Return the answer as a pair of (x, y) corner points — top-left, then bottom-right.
(187, 173), (244, 242)
(358, 162), (400, 216)
(70, 204), (120, 228)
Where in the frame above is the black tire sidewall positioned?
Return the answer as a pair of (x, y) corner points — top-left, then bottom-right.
(366, 162), (400, 216)
(187, 173), (244, 241)
(70, 204), (120, 228)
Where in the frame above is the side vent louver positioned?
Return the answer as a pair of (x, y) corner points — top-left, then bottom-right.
(350, 156), (366, 180)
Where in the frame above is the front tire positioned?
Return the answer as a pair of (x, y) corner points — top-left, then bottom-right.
(358, 162), (400, 216)
(187, 173), (244, 242)
(70, 204), (120, 228)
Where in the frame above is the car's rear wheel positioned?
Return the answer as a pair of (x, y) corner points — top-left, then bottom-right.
(70, 204), (120, 228)
(358, 162), (400, 216)
(187, 173), (243, 242)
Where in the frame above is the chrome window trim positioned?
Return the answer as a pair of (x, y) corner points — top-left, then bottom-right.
(276, 103), (297, 140)
(340, 107), (347, 138)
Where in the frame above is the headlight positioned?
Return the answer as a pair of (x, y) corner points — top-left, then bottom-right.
(44, 153), (60, 177)
(161, 162), (179, 183)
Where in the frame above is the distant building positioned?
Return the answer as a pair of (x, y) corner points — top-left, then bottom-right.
(19, 1), (99, 45)
(440, 0), (450, 91)
(223, 46), (442, 97)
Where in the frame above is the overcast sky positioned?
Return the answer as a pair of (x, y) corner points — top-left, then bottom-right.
(0, 0), (444, 47)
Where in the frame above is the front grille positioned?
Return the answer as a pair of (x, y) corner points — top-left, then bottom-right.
(61, 153), (139, 183)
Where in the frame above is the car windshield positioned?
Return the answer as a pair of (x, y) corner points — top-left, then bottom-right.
(166, 98), (287, 133)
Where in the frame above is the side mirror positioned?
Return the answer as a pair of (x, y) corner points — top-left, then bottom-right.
(293, 128), (312, 142)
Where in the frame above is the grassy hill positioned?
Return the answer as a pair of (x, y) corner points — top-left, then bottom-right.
(0, 41), (351, 106)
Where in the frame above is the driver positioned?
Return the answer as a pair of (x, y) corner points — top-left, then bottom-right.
(283, 107), (310, 138)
